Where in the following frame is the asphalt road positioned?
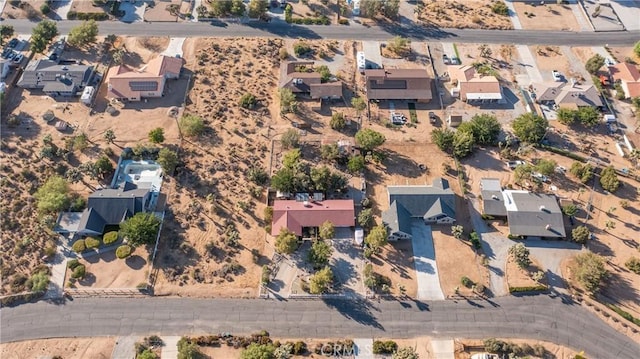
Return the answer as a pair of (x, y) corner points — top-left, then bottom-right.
(2, 296), (639, 358)
(2, 18), (639, 46)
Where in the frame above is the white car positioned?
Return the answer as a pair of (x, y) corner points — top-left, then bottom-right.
(552, 70), (562, 82)
(471, 354), (499, 359)
(604, 57), (615, 66)
(506, 160), (525, 169)
(532, 172), (549, 183)
(12, 53), (23, 64)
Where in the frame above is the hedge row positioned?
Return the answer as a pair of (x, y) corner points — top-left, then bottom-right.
(509, 285), (548, 293)
(0, 291), (44, 307)
(67, 11), (109, 20)
(539, 144), (587, 162)
(290, 16), (330, 25)
(606, 304), (640, 326)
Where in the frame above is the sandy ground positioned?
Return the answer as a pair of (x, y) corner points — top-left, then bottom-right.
(571, 47), (597, 68)
(608, 46), (639, 64)
(505, 255), (544, 289)
(67, 250), (150, 289)
(144, 0), (180, 22)
(513, 2), (579, 31)
(416, 0), (513, 30)
(1, 0), (48, 19)
(457, 339), (583, 359)
(70, 0), (108, 14)
(0, 338), (115, 359)
(529, 45), (576, 81)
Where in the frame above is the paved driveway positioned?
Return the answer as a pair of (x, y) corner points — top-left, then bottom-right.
(525, 239), (583, 294)
(161, 37), (185, 57)
(331, 228), (365, 296)
(50, 0), (72, 20)
(410, 221), (445, 300)
(120, 1), (146, 23)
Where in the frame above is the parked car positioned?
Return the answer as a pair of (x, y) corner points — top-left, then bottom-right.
(552, 70), (562, 82)
(604, 57), (616, 66)
(532, 172), (549, 183)
(7, 38), (18, 49)
(555, 166), (567, 174)
(428, 111), (437, 124)
(5, 51), (15, 60)
(391, 112), (407, 125)
(12, 53), (23, 64)
(506, 160), (525, 169)
(442, 54), (451, 65)
(471, 354), (499, 359)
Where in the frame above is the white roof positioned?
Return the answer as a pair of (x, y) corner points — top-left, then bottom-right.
(354, 228), (364, 245)
(465, 92), (503, 100)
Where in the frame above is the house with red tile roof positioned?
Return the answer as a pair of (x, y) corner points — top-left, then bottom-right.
(608, 62), (640, 99)
(106, 55), (183, 101)
(271, 199), (355, 237)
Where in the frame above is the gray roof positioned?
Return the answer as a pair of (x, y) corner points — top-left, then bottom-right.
(480, 178), (506, 216)
(506, 192), (566, 238)
(381, 200), (412, 235)
(383, 178), (456, 234)
(77, 182), (149, 234)
(18, 59), (93, 92)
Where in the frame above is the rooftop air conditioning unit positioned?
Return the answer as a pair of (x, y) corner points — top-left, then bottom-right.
(545, 224), (551, 230)
(491, 195), (499, 200)
(539, 205), (546, 211)
(303, 201), (311, 207)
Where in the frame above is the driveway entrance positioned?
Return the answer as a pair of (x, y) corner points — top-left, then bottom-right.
(410, 220), (445, 300)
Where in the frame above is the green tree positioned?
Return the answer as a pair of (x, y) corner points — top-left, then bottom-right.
(348, 155), (366, 174)
(513, 163), (534, 185)
(573, 251), (607, 293)
(104, 129), (116, 144)
(465, 114), (501, 144)
(68, 20), (99, 48)
(308, 240), (332, 268)
(330, 112), (346, 130)
(30, 20), (58, 53)
(585, 54), (605, 75)
(571, 225), (590, 244)
(635, 41), (640, 58)
(148, 127), (165, 144)
(309, 266), (333, 294)
(599, 166), (619, 192)
(275, 228), (298, 254)
(279, 88), (297, 113)
(310, 165), (331, 192)
(508, 243), (531, 268)
(241, 343), (275, 359)
(355, 128), (386, 152)
(34, 176), (71, 213)
(157, 148), (179, 174)
(319, 220), (335, 240)
(557, 108), (577, 125)
(209, 0), (231, 16)
(0, 25), (14, 46)
(387, 36), (410, 57)
(360, 0), (382, 18)
(247, 0), (268, 18)
(94, 155), (114, 177)
(351, 97), (367, 116)
(625, 257), (640, 274)
(562, 204), (578, 218)
(271, 167), (296, 193)
(451, 225), (464, 240)
(382, 0), (400, 19)
(534, 158), (556, 176)
(358, 208), (374, 229)
(179, 114), (205, 137)
(316, 65), (332, 82)
(28, 271), (49, 292)
(452, 130), (475, 158)
(137, 349), (158, 359)
(365, 225), (388, 254)
(491, 1), (508, 15)
(239, 92), (257, 109)
(321, 143), (339, 162)
(570, 162), (593, 183)
(119, 212), (161, 247)
(230, 0), (246, 16)
(512, 113), (548, 143)
(431, 128), (455, 153)
(577, 106), (600, 127)
(177, 338), (203, 359)
(393, 346), (419, 359)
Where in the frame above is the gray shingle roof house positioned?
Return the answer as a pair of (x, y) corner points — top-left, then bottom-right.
(382, 178), (456, 240)
(504, 190), (566, 238)
(480, 178), (507, 217)
(17, 59), (94, 97)
(279, 61), (344, 100)
(76, 182), (151, 236)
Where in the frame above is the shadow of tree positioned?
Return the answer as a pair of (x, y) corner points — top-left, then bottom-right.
(322, 297), (384, 330)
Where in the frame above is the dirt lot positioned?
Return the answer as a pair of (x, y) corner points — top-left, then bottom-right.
(457, 339), (583, 359)
(144, 0), (180, 22)
(608, 46), (640, 64)
(416, 0), (513, 30)
(152, 38), (285, 298)
(287, 0), (335, 20)
(0, 338), (115, 359)
(529, 45), (577, 80)
(505, 255), (544, 289)
(513, 2), (580, 31)
(1, 0), (49, 19)
(67, 250), (150, 289)
(70, 0), (108, 14)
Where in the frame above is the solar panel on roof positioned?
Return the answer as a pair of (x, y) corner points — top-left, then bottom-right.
(129, 81), (158, 91)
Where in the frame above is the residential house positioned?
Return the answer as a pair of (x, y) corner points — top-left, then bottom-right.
(450, 65), (503, 103)
(532, 81), (603, 109)
(608, 62), (640, 99)
(363, 68), (433, 102)
(382, 177), (456, 241)
(279, 61), (344, 100)
(480, 178), (506, 217)
(503, 190), (566, 238)
(271, 199), (355, 237)
(17, 60), (94, 97)
(106, 55), (183, 101)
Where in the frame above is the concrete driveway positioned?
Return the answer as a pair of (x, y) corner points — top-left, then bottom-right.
(410, 221), (445, 300)
(50, 0), (72, 20)
(525, 239), (583, 294)
(161, 37), (185, 58)
(120, 1), (146, 23)
(331, 228), (365, 296)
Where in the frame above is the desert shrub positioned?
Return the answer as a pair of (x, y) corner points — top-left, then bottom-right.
(239, 92), (257, 109)
(625, 257), (640, 274)
(179, 114), (206, 137)
(460, 276), (474, 288)
(491, 1), (508, 15)
(71, 264), (86, 279)
(292, 341), (307, 355)
(85, 236), (101, 249)
(40, 3), (50, 14)
(293, 41), (312, 57)
(372, 340), (397, 354)
(67, 259), (80, 270)
(72, 239), (86, 253)
(103, 231), (119, 245)
(116, 244), (132, 259)
(338, 18), (349, 25)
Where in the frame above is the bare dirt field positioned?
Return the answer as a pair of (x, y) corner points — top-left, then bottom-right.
(529, 45), (577, 80)
(456, 339), (582, 359)
(0, 338), (115, 359)
(144, 0), (180, 22)
(513, 2), (579, 31)
(1, 0), (48, 20)
(70, 0), (108, 14)
(416, 0), (513, 30)
(67, 250), (150, 289)
(571, 47), (597, 67)
(287, 0), (335, 21)
(608, 46), (639, 64)
(152, 38), (285, 298)
(505, 255), (544, 289)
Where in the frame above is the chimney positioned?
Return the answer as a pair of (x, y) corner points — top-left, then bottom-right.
(303, 201), (311, 208)
(539, 205), (546, 211)
(545, 224), (551, 230)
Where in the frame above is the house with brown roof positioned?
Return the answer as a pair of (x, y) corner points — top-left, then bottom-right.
(363, 69), (432, 102)
(449, 65), (503, 103)
(279, 61), (344, 100)
(531, 80), (603, 109)
(106, 55), (183, 101)
(271, 199), (355, 237)
(608, 62), (640, 99)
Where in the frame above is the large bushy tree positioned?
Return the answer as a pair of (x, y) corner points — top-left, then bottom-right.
(68, 20), (99, 48)
(512, 113), (548, 143)
(34, 176), (71, 213)
(355, 129), (386, 152)
(309, 266), (333, 294)
(30, 20), (58, 53)
(573, 251), (607, 293)
(275, 228), (298, 254)
(119, 212), (161, 247)
(599, 166), (619, 192)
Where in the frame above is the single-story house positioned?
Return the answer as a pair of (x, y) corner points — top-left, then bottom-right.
(503, 190), (566, 238)
(450, 65), (503, 103)
(279, 61), (344, 100)
(271, 199), (355, 237)
(608, 62), (640, 99)
(532, 81), (603, 109)
(363, 68), (433, 102)
(382, 177), (456, 241)
(106, 55), (183, 101)
(17, 60), (94, 97)
(480, 178), (506, 217)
